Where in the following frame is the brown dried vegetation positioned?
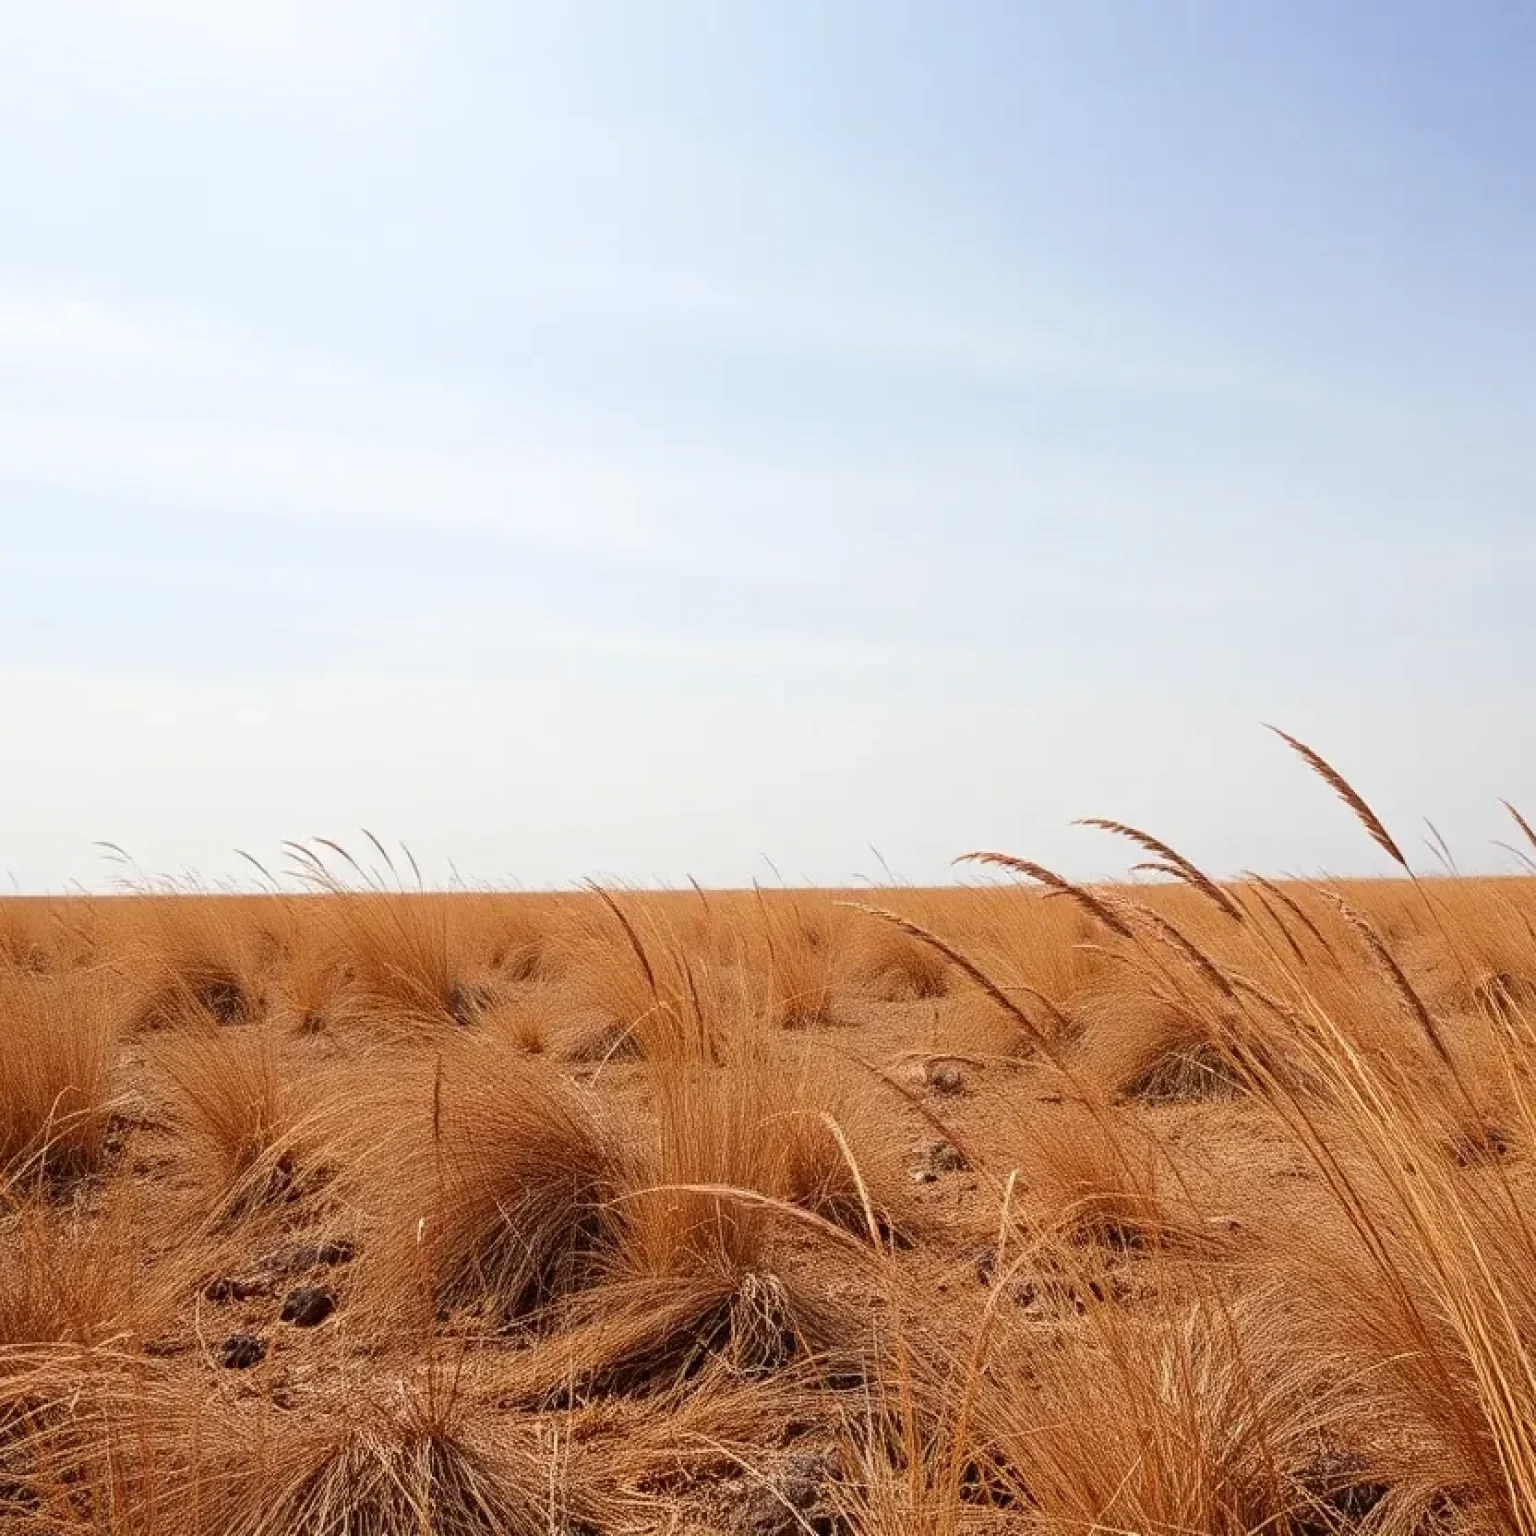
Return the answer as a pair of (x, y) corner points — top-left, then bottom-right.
(10, 750), (1536, 1533)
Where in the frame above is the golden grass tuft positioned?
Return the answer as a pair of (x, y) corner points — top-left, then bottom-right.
(504, 1030), (909, 1399)
(0, 1187), (183, 1351)
(981, 1296), (1341, 1535)
(0, 966), (119, 1185)
(152, 1025), (341, 1227)
(201, 1368), (603, 1536)
(363, 1043), (629, 1330)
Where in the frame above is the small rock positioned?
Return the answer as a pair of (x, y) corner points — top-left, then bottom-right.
(219, 1333), (266, 1370)
(744, 1449), (838, 1534)
(203, 1275), (270, 1303)
(280, 1286), (336, 1328)
(911, 1139), (969, 1184)
(924, 1060), (966, 1096)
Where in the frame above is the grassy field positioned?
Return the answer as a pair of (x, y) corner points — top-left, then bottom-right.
(7, 757), (1536, 1533)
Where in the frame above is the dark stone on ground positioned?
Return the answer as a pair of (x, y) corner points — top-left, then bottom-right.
(219, 1333), (266, 1369)
(203, 1275), (271, 1303)
(912, 1140), (968, 1182)
(924, 1060), (966, 1096)
(280, 1286), (336, 1327)
(743, 1449), (839, 1534)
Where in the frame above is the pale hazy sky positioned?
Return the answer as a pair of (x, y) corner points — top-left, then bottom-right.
(3, 2), (1534, 891)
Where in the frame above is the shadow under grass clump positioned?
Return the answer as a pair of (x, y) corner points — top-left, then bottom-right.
(1071, 991), (1299, 1107)
(197, 974), (253, 1025)
(1120, 1037), (1248, 1104)
(136, 965), (259, 1031)
(557, 1012), (646, 1066)
(447, 979), (497, 1028)
(855, 920), (954, 1004)
(430, 1189), (621, 1331)
(0, 1374), (98, 1526)
(1290, 1449), (1395, 1536)
(509, 1263), (872, 1410)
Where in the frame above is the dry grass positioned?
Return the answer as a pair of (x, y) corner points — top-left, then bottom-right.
(202, 1367), (601, 1536)
(0, 965), (119, 1185)
(0, 1190), (178, 1350)
(15, 752), (1536, 1531)
(151, 1024), (345, 1229)
(361, 1042), (629, 1331)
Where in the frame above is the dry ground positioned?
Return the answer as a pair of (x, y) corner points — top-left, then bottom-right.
(8, 781), (1536, 1533)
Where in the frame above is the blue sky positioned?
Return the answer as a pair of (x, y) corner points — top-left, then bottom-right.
(2, 2), (1534, 890)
